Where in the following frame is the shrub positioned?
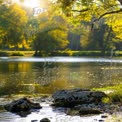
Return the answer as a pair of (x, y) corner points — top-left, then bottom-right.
(109, 88), (122, 103)
(115, 51), (122, 56)
(50, 51), (69, 56)
(109, 92), (122, 102)
(0, 51), (9, 57)
(11, 52), (24, 56)
(34, 50), (122, 57)
(72, 51), (102, 56)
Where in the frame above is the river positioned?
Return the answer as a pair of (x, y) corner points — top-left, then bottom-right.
(0, 57), (122, 122)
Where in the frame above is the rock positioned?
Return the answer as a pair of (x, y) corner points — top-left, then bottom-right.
(79, 107), (102, 115)
(67, 106), (102, 116)
(31, 120), (38, 122)
(99, 120), (104, 122)
(17, 111), (31, 117)
(40, 118), (50, 122)
(52, 89), (107, 107)
(101, 115), (108, 118)
(4, 97), (42, 116)
(66, 108), (79, 116)
(39, 96), (53, 104)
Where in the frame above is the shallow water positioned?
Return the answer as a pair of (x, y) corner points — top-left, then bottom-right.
(0, 101), (122, 122)
(0, 102), (112, 122)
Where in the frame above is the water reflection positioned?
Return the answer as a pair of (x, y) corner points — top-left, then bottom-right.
(0, 57), (122, 63)
(0, 58), (122, 96)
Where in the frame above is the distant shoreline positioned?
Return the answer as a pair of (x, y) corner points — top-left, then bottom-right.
(0, 50), (122, 57)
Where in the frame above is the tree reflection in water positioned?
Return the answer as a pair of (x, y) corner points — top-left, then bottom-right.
(0, 60), (122, 96)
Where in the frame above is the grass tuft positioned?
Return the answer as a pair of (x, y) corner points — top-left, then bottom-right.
(93, 84), (122, 103)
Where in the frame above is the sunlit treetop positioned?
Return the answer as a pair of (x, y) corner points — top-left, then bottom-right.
(55, 0), (122, 40)
(56, 0), (122, 19)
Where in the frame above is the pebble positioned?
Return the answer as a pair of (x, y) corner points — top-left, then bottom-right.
(99, 120), (104, 122)
(31, 120), (38, 122)
(40, 118), (50, 122)
(101, 115), (108, 118)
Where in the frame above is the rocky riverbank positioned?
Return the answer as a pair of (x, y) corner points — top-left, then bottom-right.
(2, 88), (122, 122)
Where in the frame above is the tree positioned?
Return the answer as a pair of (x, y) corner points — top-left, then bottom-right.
(0, 3), (28, 49)
(57, 0), (122, 51)
(67, 21), (88, 50)
(57, 0), (122, 28)
(33, 13), (69, 56)
(90, 20), (115, 52)
(57, 0), (122, 15)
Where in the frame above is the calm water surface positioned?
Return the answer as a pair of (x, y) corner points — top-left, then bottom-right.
(0, 57), (122, 95)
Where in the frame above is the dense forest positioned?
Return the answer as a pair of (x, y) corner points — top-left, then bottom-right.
(0, 0), (122, 56)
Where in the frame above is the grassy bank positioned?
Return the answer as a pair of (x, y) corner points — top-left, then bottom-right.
(93, 84), (122, 103)
(0, 51), (34, 57)
(0, 50), (122, 57)
(35, 50), (122, 57)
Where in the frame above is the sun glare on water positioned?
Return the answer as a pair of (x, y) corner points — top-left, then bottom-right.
(23, 0), (39, 8)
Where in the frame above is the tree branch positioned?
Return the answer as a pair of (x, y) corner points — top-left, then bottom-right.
(72, 8), (89, 12)
(91, 8), (122, 31)
(118, 0), (122, 5)
(98, 9), (122, 20)
(92, 9), (122, 23)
